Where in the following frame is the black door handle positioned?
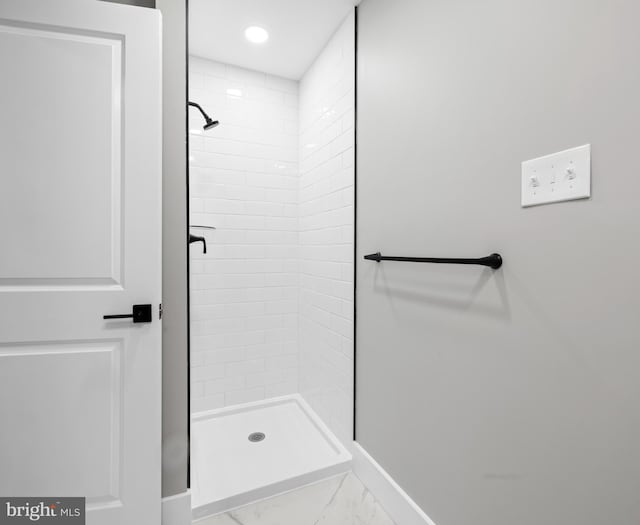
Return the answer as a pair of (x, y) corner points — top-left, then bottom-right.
(103, 304), (152, 323)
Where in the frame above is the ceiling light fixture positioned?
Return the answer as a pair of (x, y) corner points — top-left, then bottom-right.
(244, 26), (269, 44)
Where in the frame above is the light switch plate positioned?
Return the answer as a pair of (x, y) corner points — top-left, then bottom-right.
(521, 144), (591, 207)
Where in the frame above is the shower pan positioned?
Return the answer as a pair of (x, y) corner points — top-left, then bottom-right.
(191, 395), (351, 518)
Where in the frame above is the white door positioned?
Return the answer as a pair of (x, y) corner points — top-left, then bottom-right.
(0, 1), (162, 524)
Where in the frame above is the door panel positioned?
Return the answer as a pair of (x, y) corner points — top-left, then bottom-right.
(0, 341), (122, 504)
(0, 2), (162, 524)
(0, 23), (123, 286)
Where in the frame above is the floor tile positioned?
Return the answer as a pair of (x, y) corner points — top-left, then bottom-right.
(193, 472), (396, 525)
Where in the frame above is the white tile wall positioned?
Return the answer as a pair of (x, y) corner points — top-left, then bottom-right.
(298, 12), (356, 445)
(189, 57), (300, 413)
(188, 11), (355, 438)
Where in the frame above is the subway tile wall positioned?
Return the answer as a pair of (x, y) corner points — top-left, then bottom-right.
(298, 11), (355, 445)
(189, 57), (300, 413)
(188, 11), (355, 445)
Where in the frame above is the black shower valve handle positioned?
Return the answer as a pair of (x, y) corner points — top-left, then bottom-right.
(189, 234), (207, 254)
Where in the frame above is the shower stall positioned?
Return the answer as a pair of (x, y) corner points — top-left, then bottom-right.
(187, 5), (356, 519)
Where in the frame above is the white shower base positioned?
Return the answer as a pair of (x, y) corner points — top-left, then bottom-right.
(191, 394), (352, 519)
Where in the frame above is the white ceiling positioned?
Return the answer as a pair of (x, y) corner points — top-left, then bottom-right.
(189, 0), (357, 80)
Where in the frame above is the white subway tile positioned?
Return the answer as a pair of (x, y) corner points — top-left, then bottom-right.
(245, 369), (287, 388)
(204, 348), (245, 365)
(244, 343), (288, 359)
(266, 354), (298, 371)
(192, 394), (225, 413)
(225, 387), (266, 406)
(265, 379), (298, 397)
(191, 363), (226, 382)
(226, 359), (265, 377)
(227, 64), (266, 86)
(265, 74), (297, 94)
(204, 376), (244, 397)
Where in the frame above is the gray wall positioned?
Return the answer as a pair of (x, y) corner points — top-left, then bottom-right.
(157, 0), (189, 499)
(356, 1), (640, 525)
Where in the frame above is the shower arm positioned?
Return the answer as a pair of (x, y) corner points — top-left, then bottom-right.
(188, 101), (209, 121)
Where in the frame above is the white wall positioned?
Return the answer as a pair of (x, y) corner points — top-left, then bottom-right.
(189, 57), (300, 412)
(298, 11), (355, 445)
(357, 1), (640, 524)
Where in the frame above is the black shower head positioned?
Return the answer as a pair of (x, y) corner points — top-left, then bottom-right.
(189, 101), (219, 131)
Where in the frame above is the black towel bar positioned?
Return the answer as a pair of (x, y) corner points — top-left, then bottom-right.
(363, 252), (502, 269)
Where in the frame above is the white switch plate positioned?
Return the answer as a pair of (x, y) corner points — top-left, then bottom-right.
(521, 144), (591, 207)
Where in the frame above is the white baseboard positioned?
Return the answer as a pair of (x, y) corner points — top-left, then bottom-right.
(162, 490), (191, 525)
(351, 442), (437, 525)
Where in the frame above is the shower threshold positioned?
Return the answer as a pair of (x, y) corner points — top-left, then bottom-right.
(190, 394), (352, 519)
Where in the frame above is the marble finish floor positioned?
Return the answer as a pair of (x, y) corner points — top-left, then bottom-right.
(193, 472), (396, 525)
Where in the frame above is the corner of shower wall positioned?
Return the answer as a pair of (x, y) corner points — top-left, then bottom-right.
(188, 56), (301, 414)
(298, 10), (356, 446)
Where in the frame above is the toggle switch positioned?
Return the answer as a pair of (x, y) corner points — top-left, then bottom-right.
(521, 144), (591, 207)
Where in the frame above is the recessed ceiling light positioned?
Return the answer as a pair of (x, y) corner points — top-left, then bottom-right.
(245, 26), (269, 44)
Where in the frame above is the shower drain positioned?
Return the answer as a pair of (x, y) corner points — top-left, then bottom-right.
(248, 432), (266, 443)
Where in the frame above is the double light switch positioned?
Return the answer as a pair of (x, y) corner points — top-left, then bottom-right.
(521, 144), (591, 207)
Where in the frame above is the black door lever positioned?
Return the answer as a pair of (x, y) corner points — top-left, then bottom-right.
(104, 304), (152, 323)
